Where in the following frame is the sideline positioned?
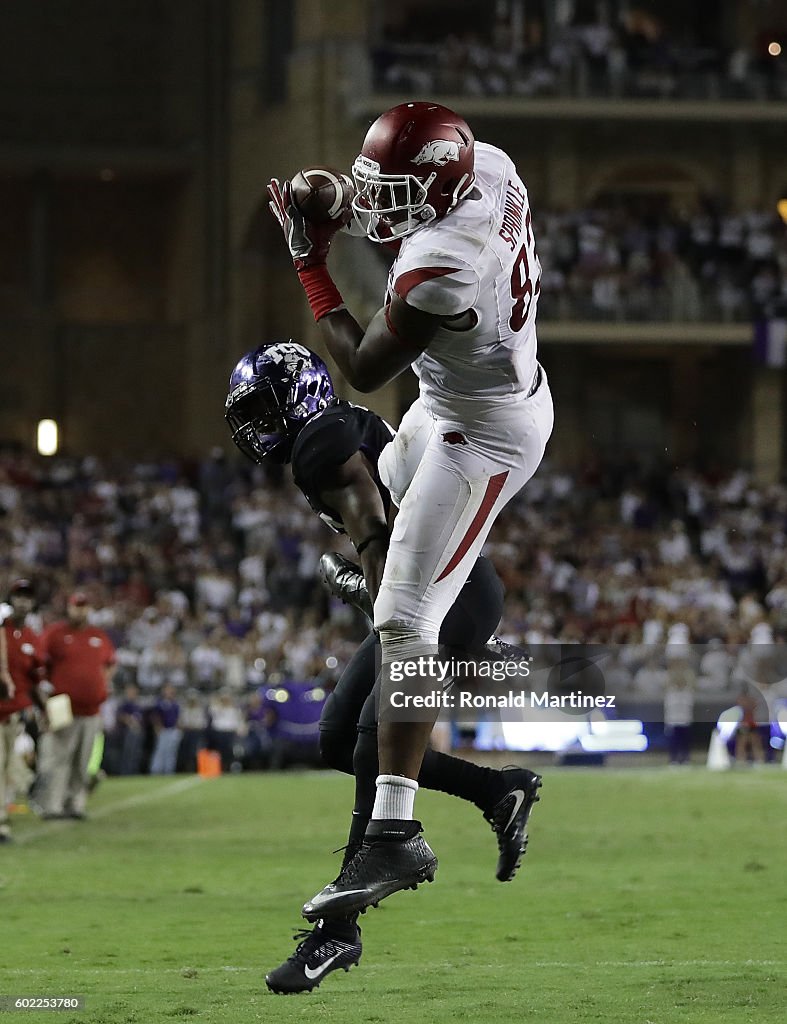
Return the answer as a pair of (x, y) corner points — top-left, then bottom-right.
(14, 776), (205, 845)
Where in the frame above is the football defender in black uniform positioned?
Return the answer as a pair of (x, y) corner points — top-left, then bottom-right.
(225, 342), (541, 993)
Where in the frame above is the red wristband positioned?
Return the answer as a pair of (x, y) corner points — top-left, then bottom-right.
(297, 265), (344, 322)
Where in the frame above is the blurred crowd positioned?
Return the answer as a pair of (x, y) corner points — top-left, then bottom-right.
(536, 200), (787, 323)
(0, 447), (362, 688)
(0, 449), (362, 785)
(491, 459), (784, 642)
(487, 459), (787, 712)
(373, 6), (787, 102)
(4, 449), (787, 709)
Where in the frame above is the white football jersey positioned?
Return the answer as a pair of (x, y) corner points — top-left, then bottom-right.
(388, 142), (541, 413)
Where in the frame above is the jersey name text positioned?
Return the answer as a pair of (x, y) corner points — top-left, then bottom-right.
(499, 180), (527, 252)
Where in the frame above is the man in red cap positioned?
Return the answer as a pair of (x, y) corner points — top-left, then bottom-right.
(1, 580), (45, 842)
(35, 592), (116, 820)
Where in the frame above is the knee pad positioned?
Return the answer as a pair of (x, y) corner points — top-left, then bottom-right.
(377, 620), (439, 661)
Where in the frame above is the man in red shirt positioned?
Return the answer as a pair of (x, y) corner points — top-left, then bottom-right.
(0, 580), (44, 843)
(36, 592), (115, 820)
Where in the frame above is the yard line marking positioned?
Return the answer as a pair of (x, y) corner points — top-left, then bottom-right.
(89, 776), (204, 818)
(531, 959), (784, 969)
(1, 959), (783, 977)
(14, 777), (205, 845)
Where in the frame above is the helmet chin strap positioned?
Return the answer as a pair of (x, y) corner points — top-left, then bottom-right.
(387, 204), (435, 241)
(414, 205), (436, 226)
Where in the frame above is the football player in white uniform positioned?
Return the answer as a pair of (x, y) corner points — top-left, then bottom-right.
(268, 101), (553, 918)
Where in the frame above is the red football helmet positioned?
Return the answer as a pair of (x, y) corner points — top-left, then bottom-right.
(351, 101), (475, 243)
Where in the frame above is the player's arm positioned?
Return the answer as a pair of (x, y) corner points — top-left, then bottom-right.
(267, 177), (447, 392)
(316, 298), (444, 393)
(318, 451), (389, 606)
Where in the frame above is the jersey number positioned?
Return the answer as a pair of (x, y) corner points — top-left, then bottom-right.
(508, 212), (539, 332)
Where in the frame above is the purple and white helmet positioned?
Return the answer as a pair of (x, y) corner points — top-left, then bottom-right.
(225, 342), (336, 464)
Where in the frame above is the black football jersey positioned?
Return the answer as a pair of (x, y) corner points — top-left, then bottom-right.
(291, 401), (395, 532)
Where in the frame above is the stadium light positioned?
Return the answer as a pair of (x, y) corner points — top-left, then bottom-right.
(36, 419), (59, 456)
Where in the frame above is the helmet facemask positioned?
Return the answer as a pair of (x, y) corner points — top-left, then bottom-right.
(351, 154), (475, 243)
(225, 382), (292, 464)
(351, 155), (437, 242)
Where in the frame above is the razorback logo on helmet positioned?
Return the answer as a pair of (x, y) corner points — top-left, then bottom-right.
(411, 140), (462, 167)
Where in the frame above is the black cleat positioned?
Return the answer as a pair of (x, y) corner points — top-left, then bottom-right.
(302, 819), (437, 920)
(484, 767), (542, 882)
(265, 917), (362, 994)
(319, 552), (373, 620)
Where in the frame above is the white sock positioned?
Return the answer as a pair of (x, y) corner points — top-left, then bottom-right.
(371, 774), (418, 820)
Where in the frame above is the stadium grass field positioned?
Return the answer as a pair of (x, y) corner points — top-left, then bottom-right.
(2, 766), (785, 1023)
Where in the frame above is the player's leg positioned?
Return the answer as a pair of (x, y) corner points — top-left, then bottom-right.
(266, 684), (381, 994)
(306, 382), (553, 916)
(318, 631), (378, 776)
(317, 634), (382, 873)
(277, 559), (507, 982)
(374, 440), (534, 789)
(374, 380), (553, 785)
(282, 581), (488, 992)
(368, 555), (543, 880)
(271, 557), (509, 987)
(266, 635), (376, 992)
(302, 489), (507, 921)
(288, 564), (540, 981)
(266, 734), (365, 997)
(418, 554), (544, 878)
(317, 554), (523, 833)
(304, 704), (540, 926)
(321, 554), (538, 859)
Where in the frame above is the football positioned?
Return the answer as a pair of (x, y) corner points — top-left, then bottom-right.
(290, 166), (355, 224)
